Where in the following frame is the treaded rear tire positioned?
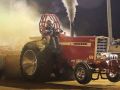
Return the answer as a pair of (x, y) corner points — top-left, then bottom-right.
(20, 42), (52, 82)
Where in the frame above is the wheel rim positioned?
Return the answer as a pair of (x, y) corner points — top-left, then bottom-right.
(109, 72), (117, 78)
(22, 50), (37, 75)
(76, 67), (86, 80)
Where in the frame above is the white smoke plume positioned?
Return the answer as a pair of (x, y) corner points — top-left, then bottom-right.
(62, 0), (78, 22)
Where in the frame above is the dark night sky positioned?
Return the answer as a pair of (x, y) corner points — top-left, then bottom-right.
(27, 0), (120, 39)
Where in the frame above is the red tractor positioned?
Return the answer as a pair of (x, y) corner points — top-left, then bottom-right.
(20, 14), (120, 84)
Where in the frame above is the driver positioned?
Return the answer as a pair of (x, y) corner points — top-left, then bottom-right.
(45, 20), (54, 33)
(43, 20), (62, 37)
(41, 20), (63, 48)
(41, 20), (54, 41)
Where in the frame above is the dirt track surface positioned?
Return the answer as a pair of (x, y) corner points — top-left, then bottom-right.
(0, 79), (120, 90)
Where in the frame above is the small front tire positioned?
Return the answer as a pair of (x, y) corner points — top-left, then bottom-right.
(106, 72), (119, 82)
(74, 62), (92, 84)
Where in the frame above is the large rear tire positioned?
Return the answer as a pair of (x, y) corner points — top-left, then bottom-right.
(20, 42), (52, 82)
(74, 62), (92, 84)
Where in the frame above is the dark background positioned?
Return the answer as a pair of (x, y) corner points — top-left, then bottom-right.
(27, 0), (120, 39)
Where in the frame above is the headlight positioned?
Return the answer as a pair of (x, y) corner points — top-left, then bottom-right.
(97, 53), (118, 60)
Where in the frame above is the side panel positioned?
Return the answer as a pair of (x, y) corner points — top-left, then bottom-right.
(59, 35), (96, 65)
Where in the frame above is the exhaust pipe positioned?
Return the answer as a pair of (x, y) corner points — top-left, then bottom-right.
(107, 0), (113, 45)
(70, 22), (74, 37)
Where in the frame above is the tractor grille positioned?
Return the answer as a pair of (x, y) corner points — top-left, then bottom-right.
(97, 37), (108, 53)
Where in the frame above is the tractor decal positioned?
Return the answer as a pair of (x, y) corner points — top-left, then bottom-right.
(60, 42), (91, 47)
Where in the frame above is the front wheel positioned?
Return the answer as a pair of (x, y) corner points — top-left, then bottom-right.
(74, 62), (92, 84)
(106, 71), (119, 82)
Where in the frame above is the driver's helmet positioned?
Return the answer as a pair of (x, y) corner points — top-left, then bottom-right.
(46, 20), (53, 27)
